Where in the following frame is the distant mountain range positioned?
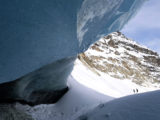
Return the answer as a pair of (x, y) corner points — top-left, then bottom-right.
(78, 32), (160, 88)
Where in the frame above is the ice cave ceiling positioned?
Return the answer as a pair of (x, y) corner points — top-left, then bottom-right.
(0, 0), (146, 104)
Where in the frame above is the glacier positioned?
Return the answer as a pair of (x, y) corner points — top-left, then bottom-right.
(0, 0), (146, 104)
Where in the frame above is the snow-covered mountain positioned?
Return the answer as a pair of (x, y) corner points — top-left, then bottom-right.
(78, 32), (160, 88)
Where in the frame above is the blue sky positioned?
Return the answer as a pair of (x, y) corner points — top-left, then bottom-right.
(121, 0), (160, 54)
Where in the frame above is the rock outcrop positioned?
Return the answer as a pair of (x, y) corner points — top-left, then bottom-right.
(79, 32), (160, 87)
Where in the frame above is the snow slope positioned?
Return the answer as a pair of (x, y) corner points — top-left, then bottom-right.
(11, 59), (159, 120)
(72, 60), (160, 120)
(14, 74), (113, 120)
(74, 90), (160, 120)
(73, 59), (158, 98)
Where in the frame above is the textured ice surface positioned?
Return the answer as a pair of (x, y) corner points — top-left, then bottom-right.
(0, 0), (82, 83)
(0, 57), (75, 105)
(0, 0), (145, 83)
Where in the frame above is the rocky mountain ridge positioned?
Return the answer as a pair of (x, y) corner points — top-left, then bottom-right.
(78, 32), (160, 88)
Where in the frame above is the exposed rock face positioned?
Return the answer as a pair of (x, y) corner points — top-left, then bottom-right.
(79, 32), (160, 87)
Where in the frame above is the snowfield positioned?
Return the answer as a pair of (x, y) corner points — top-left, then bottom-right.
(14, 59), (159, 120)
(72, 59), (158, 98)
(73, 90), (160, 120)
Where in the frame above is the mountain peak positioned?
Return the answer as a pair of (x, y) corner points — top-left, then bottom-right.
(79, 32), (160, 88)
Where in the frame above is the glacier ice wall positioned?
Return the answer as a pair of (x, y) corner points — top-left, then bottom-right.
(78, 0), (145, 51)
(0, 0), (83, 83)
(0, 0), (145, 84)
(0, 0), (146, 104)
(0, 57), (75, 105)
